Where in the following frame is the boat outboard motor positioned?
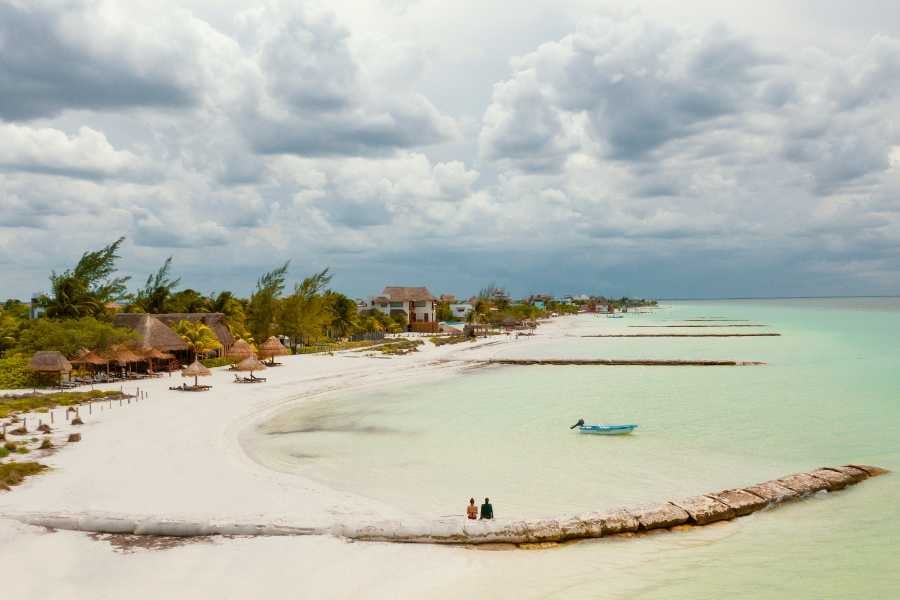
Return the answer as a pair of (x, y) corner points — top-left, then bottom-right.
(570, 418), (585, 429)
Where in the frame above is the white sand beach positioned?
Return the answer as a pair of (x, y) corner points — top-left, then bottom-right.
(0, 321), (587, 598)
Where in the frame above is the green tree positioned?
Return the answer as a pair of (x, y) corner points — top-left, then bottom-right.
(436, 300), (453, 322)
(41, 238), (130, 318)
(173, 320), (222, 362)
(129, 257), (180, 313)
(0, 302), (28, 354)
(167, 289), (211, 313)
(278, 268), (332, 348)
(210, 291), (251, 341)
(247, 262), (289, 342)
(324, 291), (357, 339)
(389, 311), (408, 333)
(16, 317), (136, 357)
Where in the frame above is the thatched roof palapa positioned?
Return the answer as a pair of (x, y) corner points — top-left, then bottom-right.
(235, 357), (267, 372)
(153, 313), (235, 350)
(227, 339), (256, 362)
(141, 347), (174, 360)
(70, 348), (109, 366)
(258, 336), (289, 359)
(182, 360), (212, 378)
(113, 314), (190, 352)
(382, 286), (436, 302)
(28, 351), (73, 373)
(105, 345), (145, 365)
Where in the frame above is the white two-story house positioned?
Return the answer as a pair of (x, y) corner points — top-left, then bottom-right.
(366, 286), (439, 332)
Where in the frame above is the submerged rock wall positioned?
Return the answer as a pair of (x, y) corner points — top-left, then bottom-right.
(1, 464), (888, 545)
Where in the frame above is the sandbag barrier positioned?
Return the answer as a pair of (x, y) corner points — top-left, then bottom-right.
(1, 465), (887, 545)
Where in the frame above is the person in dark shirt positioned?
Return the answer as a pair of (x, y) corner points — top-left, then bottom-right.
(479, 497), (494, 520)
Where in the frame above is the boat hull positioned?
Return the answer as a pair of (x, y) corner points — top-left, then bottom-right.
(577, 424), (637, 435)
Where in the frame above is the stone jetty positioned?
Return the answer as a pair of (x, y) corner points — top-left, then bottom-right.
(486, 359), (766, 366)
(582, 334), (781, 338)
(1, 465), (887, 546)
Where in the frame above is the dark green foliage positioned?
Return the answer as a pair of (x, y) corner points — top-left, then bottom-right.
(41, 238), (130, 318)
(0, 355), (39, 389)
(15, 317), (136, 358)
(129, 257), (181, 313)
(247, 262), (290, 342)
(0, 390), (123, 418)
(0, 462), (47, 489)
(200, 356), (232, 368)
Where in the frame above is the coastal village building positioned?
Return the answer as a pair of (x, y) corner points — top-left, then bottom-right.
(365, 286), (439, 333)
(448, 302), (473, 320)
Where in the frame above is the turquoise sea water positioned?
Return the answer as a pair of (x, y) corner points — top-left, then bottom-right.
(248, 299), (900, 598)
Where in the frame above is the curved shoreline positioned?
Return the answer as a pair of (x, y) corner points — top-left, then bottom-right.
(3, 465), (887, 545)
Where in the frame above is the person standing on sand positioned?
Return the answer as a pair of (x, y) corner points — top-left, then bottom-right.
(479, 498), (494, 520)
(467, 498), (478, 520)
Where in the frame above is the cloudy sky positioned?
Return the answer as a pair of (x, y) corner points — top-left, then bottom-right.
(2, 0), (900, 300)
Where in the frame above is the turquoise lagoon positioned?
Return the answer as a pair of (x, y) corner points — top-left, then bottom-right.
(247, 299), (900, 598)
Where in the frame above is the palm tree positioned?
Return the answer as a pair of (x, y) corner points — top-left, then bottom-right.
(42, 238), (130, 318)
(173, 320), (222, 362)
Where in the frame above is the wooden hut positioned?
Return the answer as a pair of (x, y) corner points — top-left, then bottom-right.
(28, 351), (73, 387)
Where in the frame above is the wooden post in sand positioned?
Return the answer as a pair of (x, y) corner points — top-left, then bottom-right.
(50, 410), (54, 424)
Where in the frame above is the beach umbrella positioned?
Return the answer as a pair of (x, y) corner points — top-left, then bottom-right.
(235, 356), (267, 380)
(28, 351), (73, 387)
(181, 360), (212, 388)
(227, 339), (255, 363)
(258, 336), (289, 365)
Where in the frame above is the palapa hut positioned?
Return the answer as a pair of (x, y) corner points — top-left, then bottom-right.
(28, 351), (73, 387)
(70, 348), (110, 377)
(258, 336), (289, 365)
(227, 339), (256, 363)
(70, 348), (109, 368)
(153, 313), (235, 357)
(181, 360), (212, 389)
(113, 313), (190, 363)
(103, 345), (146, 377)
(141, 347), (176, 373)
(235, 356), (267, 381)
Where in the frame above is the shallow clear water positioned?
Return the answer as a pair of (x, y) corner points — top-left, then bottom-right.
(247, 299), (900, 597)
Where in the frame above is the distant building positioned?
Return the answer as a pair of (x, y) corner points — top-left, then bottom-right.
(365, 286), (439, 333)
(29, 294), (45, 320)
(448, 302), (473, 320)
(439, 294), (457, 303)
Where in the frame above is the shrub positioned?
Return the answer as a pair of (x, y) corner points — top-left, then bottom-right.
(3, 442), (14, 452)
(0, 390), (122, 418)
(0, 461), (47, 488)
(15, 446), (28, 454)
(39, 438), (52, 450)
(200, 356), (232, 369)
(0, 447), (9, 458)
(0, 354), (39, 389)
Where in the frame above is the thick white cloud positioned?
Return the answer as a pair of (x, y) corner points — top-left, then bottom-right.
(3, 2), (900, 298)
(0, 0), (241, 120)
(0, 124), (145, 180)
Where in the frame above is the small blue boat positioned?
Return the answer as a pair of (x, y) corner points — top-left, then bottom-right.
(577, 424), (638, 435)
